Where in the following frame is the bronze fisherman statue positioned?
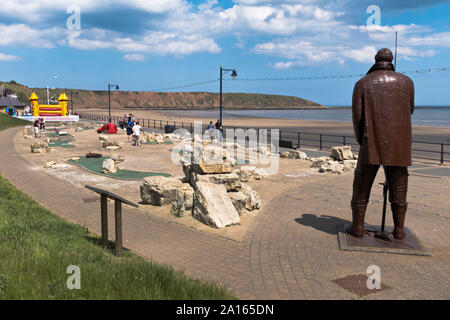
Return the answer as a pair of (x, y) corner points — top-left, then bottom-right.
(347, 48), (415, 240)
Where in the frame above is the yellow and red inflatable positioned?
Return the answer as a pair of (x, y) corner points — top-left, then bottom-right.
(30, 92), (69, 117)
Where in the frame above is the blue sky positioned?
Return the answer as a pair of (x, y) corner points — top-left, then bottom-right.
(0, 0), (449, 106)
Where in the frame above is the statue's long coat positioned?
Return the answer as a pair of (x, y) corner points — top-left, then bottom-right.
(352, 61), (415, 167)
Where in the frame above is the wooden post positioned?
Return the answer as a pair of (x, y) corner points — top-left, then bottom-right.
(100, 194), (108, 248)
(114, 200), (123, 255)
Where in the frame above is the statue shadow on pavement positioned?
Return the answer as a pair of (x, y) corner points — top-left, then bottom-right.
(295, 214), (349, 235)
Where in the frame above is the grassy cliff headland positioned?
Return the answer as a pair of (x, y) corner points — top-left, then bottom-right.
(1, 80), (323, 110)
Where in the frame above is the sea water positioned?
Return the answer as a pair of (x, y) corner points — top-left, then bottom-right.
(222, 107), (450, 127)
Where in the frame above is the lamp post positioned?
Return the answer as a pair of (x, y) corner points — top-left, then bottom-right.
(219, 65), (237, 127)
(70, 90), (79, 115)
(108, 83), (119, 123)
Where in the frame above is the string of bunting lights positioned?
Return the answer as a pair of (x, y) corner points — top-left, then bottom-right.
(150, 66), (449, 91)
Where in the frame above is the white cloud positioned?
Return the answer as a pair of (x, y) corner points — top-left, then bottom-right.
(0, 0), (447, 66)
(66, 29), (221, 55)
(124, 53), (146, 61)
(0, 24), (64, 48)
(0, 53), (20, 61)
(0, 0), (187, 22)
(342, 46), (377, 63)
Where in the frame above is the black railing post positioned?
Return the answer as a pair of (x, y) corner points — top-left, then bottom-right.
(297, 132), (300, 148)
(343, 136), (346, 145)
(441, 144), (444, 165)
(319, 134), (323, 150)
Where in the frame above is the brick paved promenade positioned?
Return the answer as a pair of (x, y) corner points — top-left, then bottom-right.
(1, 127), (449, 299)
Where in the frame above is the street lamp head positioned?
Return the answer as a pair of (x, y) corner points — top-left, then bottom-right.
(231, 69), (238, 80)
(115, 85), (119, 91)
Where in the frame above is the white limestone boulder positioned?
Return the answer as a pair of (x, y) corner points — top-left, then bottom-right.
(228, 191), (248, 215)
(343, 159), (358, 171)
(330, 146), (354, 161)
(30, 142), (50, 153)
(102, 141), (121, 149)
(191, 171), (241, 192)
(240, 185), (261, 211)
(44, 161), (57, 169)
(235, 166), (267, 182)
(102, 158), (117, 173)
(193, 181), (240, 228)
(140, 176), (183, 206)
(106, 146), (121, 151)
(281, 150), (308, 159)
(318, 161), (344, 174)
(310, 156), (333, 168)
(170, 183), (194, 217)
(111, 154), (126, 164)
(192, 145), (236, 174)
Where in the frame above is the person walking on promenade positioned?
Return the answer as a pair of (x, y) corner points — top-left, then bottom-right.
(348, 48), (415, 240)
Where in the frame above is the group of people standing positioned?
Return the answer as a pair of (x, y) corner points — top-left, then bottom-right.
(121, 114), (142, 146)
(207, 120), (222, 131)
(33, 118), (46, 138)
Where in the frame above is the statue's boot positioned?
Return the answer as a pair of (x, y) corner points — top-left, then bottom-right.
(392, 203), (407, 240)
(346, 203), (367, 238)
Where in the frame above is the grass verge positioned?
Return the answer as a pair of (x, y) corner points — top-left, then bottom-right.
(0, 113), (29, 131)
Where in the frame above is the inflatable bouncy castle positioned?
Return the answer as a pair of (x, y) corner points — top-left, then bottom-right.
(29, 92), (69, 117)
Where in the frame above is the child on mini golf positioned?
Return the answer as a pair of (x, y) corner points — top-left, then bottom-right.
(132, 121), (142, 146)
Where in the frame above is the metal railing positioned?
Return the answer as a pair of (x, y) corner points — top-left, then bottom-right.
(78, 113), (450, 165)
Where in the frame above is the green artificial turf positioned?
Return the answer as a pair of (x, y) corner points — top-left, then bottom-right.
(68, 157), (171, 180)
(46, 132), (73, 138)
(48, 140), (75, 148)
(143, 140), (173, 145)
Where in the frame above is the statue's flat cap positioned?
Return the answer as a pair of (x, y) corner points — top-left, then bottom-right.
(375, 48), (394, 62)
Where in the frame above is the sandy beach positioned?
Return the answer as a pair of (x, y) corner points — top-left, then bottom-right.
(78, 108), (450, 144)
